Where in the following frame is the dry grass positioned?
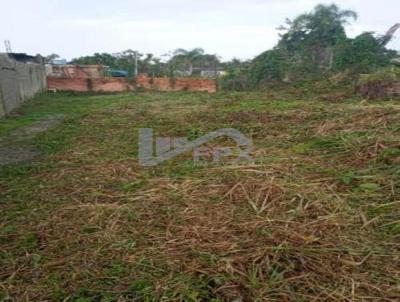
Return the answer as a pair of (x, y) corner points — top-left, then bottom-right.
(0, 92), (399, 301)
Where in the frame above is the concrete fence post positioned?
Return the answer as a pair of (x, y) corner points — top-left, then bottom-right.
(0, 84), (6, 118)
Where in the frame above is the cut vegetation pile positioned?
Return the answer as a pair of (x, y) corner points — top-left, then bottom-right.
(0, 92), (399, 301)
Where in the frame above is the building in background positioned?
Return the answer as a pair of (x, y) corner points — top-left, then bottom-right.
(50, 58), (67, 65)
(105, 69), (129, 77)
(46, 63), (105, 79)
(46, 59), (129, 79)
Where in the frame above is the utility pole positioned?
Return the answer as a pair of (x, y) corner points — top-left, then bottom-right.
(4, 40), (12, 53)
(134, 51), (138, 77)
(214, 56), (219, 92)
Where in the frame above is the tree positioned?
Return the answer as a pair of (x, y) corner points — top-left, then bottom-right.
(171, 48), (205, 75)
(278, 4), (357, 71)
(248, 4), (360, 85)
(44, 53), (60, 63)
(378, 23), (400, 47)
(197, 54), (220, 68)
(250, 48), (291, 83)
(73, 53), (116, 68)
(220, 58), (252, 91)
(279, 4), (357, 50)
(333, 32), (397, 73)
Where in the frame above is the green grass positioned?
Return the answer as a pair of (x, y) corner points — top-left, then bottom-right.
(0, 91), (400, 301)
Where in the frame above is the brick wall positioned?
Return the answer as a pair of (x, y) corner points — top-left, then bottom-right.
(47, 74), (217, 93)
(47, 78), (133, 92)
(136, 74), (216, 92)
(48, 78), (88, 92)
(92, 78), (134, 92)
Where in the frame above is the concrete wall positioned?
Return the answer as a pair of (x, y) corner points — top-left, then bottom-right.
(0, 54), (47, 118)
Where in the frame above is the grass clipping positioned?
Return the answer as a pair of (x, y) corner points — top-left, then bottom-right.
(0, 92), (399, 301)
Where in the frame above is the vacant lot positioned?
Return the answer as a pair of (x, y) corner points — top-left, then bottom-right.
(0, 92), (399, 301)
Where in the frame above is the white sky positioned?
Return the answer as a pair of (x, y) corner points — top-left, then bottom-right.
(1, 0), (399, 61)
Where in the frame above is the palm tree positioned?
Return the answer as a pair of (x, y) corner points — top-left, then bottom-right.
(280, 4), (357, 50)
(278, 4), (357, 69)
(172, 48), (205, 75)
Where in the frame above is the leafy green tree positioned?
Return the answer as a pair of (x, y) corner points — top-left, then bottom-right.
(71, 48), (219, 78)
(278, 4), (357, 72)
(250, 48), (291, 83)
(44, 53), (60, 63)
(197, 54), (220, 68)
(334, 33), (397, 73)
(221, 58), (250, 71)
(220, 58), (252, 91)
(279, 4), (357, 51)
(73, 53), (117, 68)
(73, 51), (150, 77)
(171, 48), (205, 75)
(249, 4), (362, 85)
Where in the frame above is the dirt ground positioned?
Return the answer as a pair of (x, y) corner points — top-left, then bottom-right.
(0, 114), (64, 166)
